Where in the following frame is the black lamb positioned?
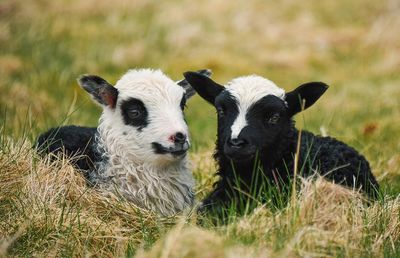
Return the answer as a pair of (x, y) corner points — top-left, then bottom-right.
(183, 71), (379, 217)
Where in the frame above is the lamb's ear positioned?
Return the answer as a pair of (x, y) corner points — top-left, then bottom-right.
(177, 69), (212, 99)
(78, 75), (119, 109)
(285, 82), (328, 116)
(183, 71), (224, 105)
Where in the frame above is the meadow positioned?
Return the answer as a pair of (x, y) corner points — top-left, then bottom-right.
(0, 0), (399, 257)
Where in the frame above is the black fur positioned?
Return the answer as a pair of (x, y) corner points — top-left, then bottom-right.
(152, 142), (171, 155)
(78, 75), (119, 108)
(178, 69), (212, 98)
(183, 71), (224, 104)
(151, 142), (188, 156)
(183, 72), (380, 218)
(202, 123), (379, 215)
(285, 81), (328, 116)
(180, 95), (187, 111)
(35, 125), (101, 179)
(120, 98), (149, 130)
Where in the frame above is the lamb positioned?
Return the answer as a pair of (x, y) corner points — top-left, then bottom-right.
(183, 71), (379, 216)
(37, 68), (211, 216)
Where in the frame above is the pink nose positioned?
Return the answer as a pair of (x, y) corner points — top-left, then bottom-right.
(169, 132), (187, 144)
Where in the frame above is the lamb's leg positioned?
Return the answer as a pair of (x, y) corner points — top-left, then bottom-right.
(35, 125), (98, 174)
(324, 162), (380, 200)
(198, 180), (253, 224)
(301, 134), (380, 199)
(198, 189), (233, 225)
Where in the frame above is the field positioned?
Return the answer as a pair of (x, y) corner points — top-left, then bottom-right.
(1, 0), (400, 257)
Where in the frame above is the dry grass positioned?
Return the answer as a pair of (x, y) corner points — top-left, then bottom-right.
(136, 179), (400, 257)
(0, 139), (176, 257)
(1, 140), (399, 257)
(1, 0), (400, 256)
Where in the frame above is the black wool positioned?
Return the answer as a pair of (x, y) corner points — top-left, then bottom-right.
(183, 71), (380, 218)
(201, 121), (379, 215)
(36, 125), (101, 179)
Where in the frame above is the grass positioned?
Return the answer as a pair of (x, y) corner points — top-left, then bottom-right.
(1, 0), (400, 256)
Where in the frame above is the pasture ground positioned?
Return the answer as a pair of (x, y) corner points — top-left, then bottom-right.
(1, 0), (399, 256)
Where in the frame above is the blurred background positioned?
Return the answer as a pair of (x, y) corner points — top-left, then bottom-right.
(1, 0), (399, 188)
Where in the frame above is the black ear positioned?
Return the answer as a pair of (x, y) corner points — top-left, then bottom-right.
(78, 75), (119, 109)
(183, 71), (224, 105)
(285, 82), (328, 116)
(177, 69), (212, 99)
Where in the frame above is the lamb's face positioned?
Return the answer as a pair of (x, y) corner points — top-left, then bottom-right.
(183, 72), (328, 163)
(215, 76), (289, 161)
(79, 69), (211, 165)
(114, 71), (190, 163)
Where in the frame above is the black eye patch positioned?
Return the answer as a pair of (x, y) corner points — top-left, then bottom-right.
(120, 98), (149, 131)
(247, 95), (287, 118)
(180, 95), (187, 111)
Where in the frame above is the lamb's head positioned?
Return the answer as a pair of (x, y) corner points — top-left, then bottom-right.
(78, 69), (210, 165)
(184, 71), (328, 163)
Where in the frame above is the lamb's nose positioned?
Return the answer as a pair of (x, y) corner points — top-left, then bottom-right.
(173, 132), (187, 144)
(228, 138), (247, 148)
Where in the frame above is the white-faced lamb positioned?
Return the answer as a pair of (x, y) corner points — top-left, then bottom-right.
(37, 69), (211, 216)
(183, 71), (379, 216)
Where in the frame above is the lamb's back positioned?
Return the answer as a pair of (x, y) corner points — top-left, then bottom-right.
(36, 125), (100, 174)
(299, 131), (379, 197)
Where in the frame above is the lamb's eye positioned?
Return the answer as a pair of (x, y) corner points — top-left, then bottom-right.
(128, 108), (142, 119)
(217, 107), (225, 117)
(268, 113), (280, 124)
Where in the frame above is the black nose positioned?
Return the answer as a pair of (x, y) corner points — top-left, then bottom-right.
(228, 138), (247, 148)
(174, 132), (187, 144)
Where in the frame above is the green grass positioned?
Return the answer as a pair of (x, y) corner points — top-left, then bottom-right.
(1, 0), (400, 256)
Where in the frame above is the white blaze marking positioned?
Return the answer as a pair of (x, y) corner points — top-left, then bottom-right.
(226, 75), (286, 139)
(230, 105), (248, 139)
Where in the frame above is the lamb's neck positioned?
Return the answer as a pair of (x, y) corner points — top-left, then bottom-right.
(264, 123), (299, 168)
(92, 136), (194, 212)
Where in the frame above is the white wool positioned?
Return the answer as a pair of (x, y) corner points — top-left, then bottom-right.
(226, 75), (285, 139)
(92, 69), (194, 216)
